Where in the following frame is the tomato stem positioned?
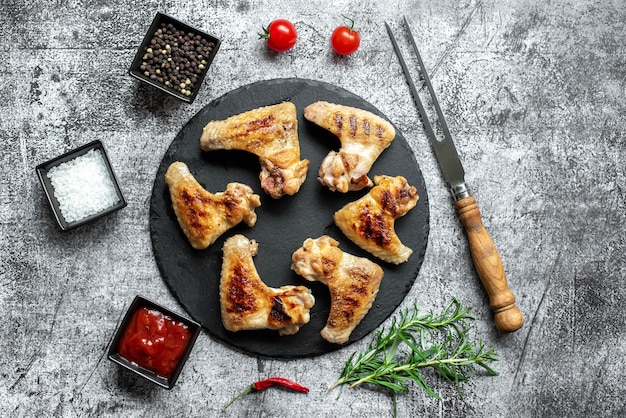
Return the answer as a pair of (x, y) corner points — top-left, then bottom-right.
(341, 15), (356, 32)
(258, 26), (270, 40)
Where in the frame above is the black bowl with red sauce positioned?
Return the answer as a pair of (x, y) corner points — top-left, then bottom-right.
(108, 295), (201, 389)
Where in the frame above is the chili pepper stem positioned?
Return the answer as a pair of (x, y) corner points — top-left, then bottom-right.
(221, 384), (255, 413)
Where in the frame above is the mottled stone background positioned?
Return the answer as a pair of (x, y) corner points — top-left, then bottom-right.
(1, 0), (625, 417)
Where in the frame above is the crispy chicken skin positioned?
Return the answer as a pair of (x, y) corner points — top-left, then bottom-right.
(220, 234), (315, 336)
(200, 102), (310, 199)
(333, 175), (418, 264)
(291, 236), (384, 344)
(165, 162), (261, 250)
(303, 101), (395, 193)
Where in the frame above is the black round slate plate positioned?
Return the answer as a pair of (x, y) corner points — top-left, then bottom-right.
(149, 78), (430, 358)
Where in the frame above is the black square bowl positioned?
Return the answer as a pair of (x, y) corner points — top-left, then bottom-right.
(36, 140), (126, 231)
(129, 12), (222, 104)
(108, 295), (201, 390)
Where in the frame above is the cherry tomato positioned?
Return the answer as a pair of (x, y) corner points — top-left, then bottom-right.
(260, 19), (297, 52)
(331, 17), (361, 56)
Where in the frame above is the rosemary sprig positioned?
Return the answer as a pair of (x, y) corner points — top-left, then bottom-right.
(329, 298), (498, 414)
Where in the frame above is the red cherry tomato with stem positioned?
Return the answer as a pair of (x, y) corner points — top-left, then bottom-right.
(259, 19), (297, 52)
(331, 16), (361, 56)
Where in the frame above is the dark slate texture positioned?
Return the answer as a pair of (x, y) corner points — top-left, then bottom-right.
(1, 1), (625, 417)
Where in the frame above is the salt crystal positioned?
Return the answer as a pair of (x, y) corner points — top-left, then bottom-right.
(47, 148), (121, 223)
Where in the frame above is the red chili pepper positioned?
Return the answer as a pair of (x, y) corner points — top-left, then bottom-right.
(222, 377), (309, 412)
(253, 377), (309, 392)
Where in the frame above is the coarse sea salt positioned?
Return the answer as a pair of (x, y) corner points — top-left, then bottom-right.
(47, 148), (120, 223)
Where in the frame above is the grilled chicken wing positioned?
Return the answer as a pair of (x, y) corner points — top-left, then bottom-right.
(291, 236), (384, 344)
(333, 175), (418, 264)
(220, 234), (315, 336)
(165, 162), (261, 250)
(200, 102), (310, 199)
(304, 101), (395, 192)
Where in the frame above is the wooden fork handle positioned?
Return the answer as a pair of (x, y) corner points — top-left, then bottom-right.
(455, 196), (524, 333)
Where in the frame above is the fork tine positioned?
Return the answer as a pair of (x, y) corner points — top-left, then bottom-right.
(384, 22), (438, 144)
(402, 16), (453, 142)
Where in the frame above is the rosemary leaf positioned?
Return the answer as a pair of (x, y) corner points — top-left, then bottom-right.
(330, 298), (499, 412)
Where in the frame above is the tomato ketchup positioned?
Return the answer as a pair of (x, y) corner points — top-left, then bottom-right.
(118, 307), (191, 377)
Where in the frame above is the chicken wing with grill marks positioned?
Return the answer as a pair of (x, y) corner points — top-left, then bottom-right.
(291, 236), (384, 344)
(165, 162), (261, 250)
(200, 102), (309, 199)
(333, 175), (418, 264)
(220, 234), (315, 336)
(304, 101), (395, 193)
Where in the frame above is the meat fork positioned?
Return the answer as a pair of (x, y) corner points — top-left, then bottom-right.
(386, 18), (524, 332)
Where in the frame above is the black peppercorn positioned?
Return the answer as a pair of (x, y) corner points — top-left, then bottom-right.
(138, 21), (215, 97)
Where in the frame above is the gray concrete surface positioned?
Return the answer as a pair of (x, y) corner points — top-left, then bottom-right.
(1, 0), (625, 416)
